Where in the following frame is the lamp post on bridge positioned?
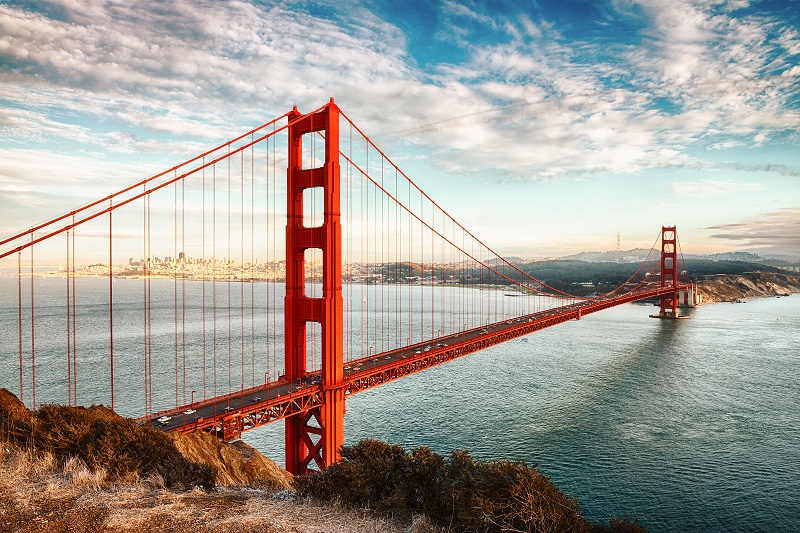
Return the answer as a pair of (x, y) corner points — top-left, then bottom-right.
(191, 390), (196, 406)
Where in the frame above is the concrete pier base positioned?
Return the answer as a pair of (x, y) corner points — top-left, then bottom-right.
(649, 313), (690, 319)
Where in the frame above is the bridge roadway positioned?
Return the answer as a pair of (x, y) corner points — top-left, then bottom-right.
(140, 284), (685, 440)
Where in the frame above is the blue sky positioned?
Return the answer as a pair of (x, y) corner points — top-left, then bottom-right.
(1, 0), (799, 259)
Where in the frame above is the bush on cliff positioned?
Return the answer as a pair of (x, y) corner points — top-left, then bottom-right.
(295, 439), (647, 532)
(0, 388), (213, 489)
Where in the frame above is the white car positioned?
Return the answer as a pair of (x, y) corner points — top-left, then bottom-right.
(183, 409), (196, 415)
(157, 416), (171, 423)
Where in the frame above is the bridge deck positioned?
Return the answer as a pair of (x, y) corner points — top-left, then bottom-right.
(139, 285), (686, 439)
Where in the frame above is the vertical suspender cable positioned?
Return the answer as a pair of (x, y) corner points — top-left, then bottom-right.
(227, 147), (232, 394)
(395, 168), (399, 351)
(430, 199), (434, 338)
(381, 157), (385, 353)
(202, 160), (207, 400)
(73, 217), (78, 407)
(405, 179), (410, 344)
(213, 164), (218, 397)
(18, 251), (23, 404)
(30, 235), (35, 409)
(182, 177), (186, 405)
(66, 231), (71, 405)
(420, 191), (423, 342)
(241, 150), (245, 391)
(109, 201), (114, 411)
(174, 178), (179, 408)
(143, 189), (148, 414)
(379, 157), (383, 352)
(348, 122), (353, 362)
(250, 134), (256, 387)
(440, 209), (444, 336)
(250, 136), (255, 388)
(271, 127), (277, 380)
(373, 148), (377, 353)
(264, 135), (277, 381)
(364, 143), (368, 358)
(147, 196), (152, 413)
(263, 135), (269, 381)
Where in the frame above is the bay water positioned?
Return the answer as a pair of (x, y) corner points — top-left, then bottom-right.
(245, 294), (800, 532)
(1, 275), (797, 531)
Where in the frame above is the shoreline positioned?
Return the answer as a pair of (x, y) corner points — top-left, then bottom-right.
(695, 271), (800, 304)
(5, 270), (799, 305)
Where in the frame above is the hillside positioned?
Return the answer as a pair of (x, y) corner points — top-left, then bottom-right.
(696, 271), (800, 303)
(522, 258), (798, 302)
(0, 389), (410, 532)
(0, 389), (646, 532)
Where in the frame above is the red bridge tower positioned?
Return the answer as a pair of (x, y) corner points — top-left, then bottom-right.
(285, 100), (344, 474)
(658, 225), (680, 318)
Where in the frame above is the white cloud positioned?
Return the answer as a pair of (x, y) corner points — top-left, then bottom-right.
(670, 179), (764, 197)
(0, 0), (797, 190)
(707, 207), (800, 257)
(0, 1), (415, 138)
(706, 140), (745, 150)
(397, 0), (800, 179)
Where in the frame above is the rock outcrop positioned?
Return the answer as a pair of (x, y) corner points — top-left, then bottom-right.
(170, 430), (292, 489)
(697, 271), (800, 303)
(0, 388), (292, 490)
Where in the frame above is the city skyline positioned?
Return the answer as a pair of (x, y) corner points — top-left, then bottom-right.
(1, 1), (799, 259)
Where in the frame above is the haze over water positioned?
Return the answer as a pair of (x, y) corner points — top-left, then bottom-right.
(1, 277), (797, 531)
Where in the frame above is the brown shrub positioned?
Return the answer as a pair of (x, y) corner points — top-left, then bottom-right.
(296, 439), (643, 533)
(0, 390), (213, 490)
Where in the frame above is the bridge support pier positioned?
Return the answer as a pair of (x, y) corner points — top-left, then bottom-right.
(284, 100), (344, 475)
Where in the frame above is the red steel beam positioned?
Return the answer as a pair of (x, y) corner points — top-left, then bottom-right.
(152, 285), (685, 438)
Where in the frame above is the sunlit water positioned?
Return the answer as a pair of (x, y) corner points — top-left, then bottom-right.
(1, 275), (797, 531)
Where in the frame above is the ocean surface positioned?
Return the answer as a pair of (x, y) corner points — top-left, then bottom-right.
(244, 294), (800, 532)
(1, 276), (798, 531)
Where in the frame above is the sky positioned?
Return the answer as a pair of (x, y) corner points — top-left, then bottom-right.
(1, 0), (799, 260)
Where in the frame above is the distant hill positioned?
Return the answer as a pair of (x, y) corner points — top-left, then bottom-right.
(487, 256), (524, 265)
(517, 257), (787, 297)
(560, 249), (799, 268)
(559, 248), (653, 263)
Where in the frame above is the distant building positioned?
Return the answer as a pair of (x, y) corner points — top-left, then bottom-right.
(678, 284), (702, 307)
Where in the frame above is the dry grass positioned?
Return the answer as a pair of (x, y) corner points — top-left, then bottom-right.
(0, 444), (429, 533)
(0, 391), (422, 532)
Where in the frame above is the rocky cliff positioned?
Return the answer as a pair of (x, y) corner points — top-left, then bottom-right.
(170, 430), (292, 489)
(697, 271), (800, 303)
(0, 388), (292, 490)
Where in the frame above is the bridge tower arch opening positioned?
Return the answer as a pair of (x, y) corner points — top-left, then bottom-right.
(285, 100), (344, 474)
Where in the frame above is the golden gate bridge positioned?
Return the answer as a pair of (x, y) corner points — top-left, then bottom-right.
(0, 99), (693, 475)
